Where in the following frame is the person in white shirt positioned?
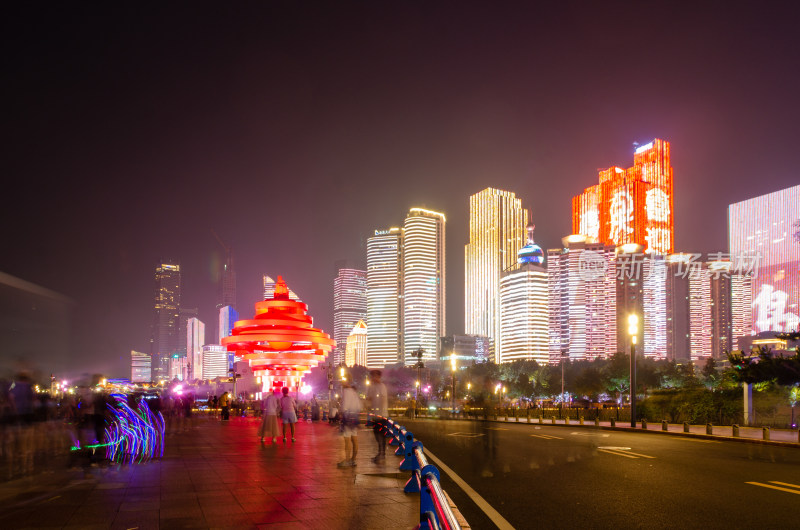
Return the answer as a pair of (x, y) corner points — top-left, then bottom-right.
(337, 380), (361, 467)
(280, 387), (298, 443)
(259, 389), (280, 443)
(366, 370), (389, 462)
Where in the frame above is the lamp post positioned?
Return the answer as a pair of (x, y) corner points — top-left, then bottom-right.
(560, 349), (567, 419)
(450, 353), (456, 415)
(628, 314), (638, 428)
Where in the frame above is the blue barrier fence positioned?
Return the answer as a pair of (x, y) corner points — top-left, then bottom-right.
(368, 414), (462, 530)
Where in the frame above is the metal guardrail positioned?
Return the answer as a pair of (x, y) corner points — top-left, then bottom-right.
(369, 414), (463, 530)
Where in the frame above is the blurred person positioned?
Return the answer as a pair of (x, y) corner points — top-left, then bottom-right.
(219, 391), (230, 421)
(279, 387), (298, 443)
(337, 380), (361, 468)
(259, 389), (280, 443)
(311, 397), (320, 421)
(367, 370), (388, 463)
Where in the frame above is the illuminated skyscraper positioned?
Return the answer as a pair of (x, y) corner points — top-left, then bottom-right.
(263, 275), (300, 301)
(498, 225), (548, 364)
(218, 305), (238, 343)
(367, 227), (403, 367)
(573, 139), (674, 254)
(149, 261), (181, 381)
(403, 208), (446, 364)
(548, 236), (617, 362)
(344, 320), (368, 367)
(465, 188), (529, 356)
(131, 350), (151, 383)
(729, 185), (800, 334)
(187, 317), (205, 380)
(202, 344), (229, 379)
(217, 248), (236, 310)
(616, 247), (668, 360)
(333, 265), (367, 365)
(169, 354), (188, 381)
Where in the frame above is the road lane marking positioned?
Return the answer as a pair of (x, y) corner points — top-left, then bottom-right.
(483, 427), (509, 431)
(530, 434), (563, 440)
(770, 481), (800, 490)
(423, 448), (515, 530)
(746, 482), (800, 495)
(597, 448), (656, 459)
(447, 432), (484, 437)
(570, 432), (610, 437)
(598, 449), (639, 459)
(597, 446), (631, 451)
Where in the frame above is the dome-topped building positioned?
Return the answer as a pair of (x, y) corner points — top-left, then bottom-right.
(517, 224), (544, 265)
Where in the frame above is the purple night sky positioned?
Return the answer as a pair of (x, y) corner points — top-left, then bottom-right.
(2, 2), (799, 378)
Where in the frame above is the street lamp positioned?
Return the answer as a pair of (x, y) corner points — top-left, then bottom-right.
(450, 353), (456, 415)
(560, 349), (568, 419)
(628, 314), (639, 428)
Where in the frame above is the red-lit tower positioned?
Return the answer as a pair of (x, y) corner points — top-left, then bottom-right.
(572, 139), (674, 254)
(221, 276), (334, 391)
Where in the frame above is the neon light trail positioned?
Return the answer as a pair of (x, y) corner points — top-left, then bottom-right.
(70, 394), (165, 463)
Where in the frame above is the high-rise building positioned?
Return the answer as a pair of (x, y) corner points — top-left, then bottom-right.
(403, 208), (446, 364)
(131, 350), (151, 383)
(202, 344), (229, 379)
(498, 226), (548, 364)
(548, 236), (617, 363)
(465, 188), (529, 356)
(616, 247), (668, 360)
(367, 227), (403, 368)
(149, 261), (181, 382)
(344, 320), (368, 367)
(728, 184), (800, 334)
(333, 265), (367, 365)
(263, 275), (300, 301)
(169, 353), (188, 381)
(218, 305), (239, 344)
(187, 317), (205, 380)
(572, 139), (674, 254)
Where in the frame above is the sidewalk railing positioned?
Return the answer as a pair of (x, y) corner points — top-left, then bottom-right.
(369, 414), (463, 530)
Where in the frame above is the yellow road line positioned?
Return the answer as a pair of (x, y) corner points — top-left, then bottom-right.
(769, 481), (800, 490)
(598, 449), (639, 459)
(624, 450), (656, 459)
(530, 434), (562, 440)
(746, 482), (800, 495)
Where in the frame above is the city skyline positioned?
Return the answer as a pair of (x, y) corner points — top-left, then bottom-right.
(2, 3), (799, 378)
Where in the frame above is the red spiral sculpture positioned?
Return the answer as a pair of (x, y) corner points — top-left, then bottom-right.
(221, 276), (334, 390)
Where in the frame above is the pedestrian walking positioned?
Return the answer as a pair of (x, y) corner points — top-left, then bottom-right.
(366, 369), (388, 463)
(219, 392), (230, 421)
(337, 380), (361, 467)
(259, 389), (280, 443)
(279, 387), (298, 443)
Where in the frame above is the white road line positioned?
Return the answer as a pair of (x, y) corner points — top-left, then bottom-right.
(598, 449), (639, 459)
(530, 434), (562, 440)
(570, 432), (610, 437)
(424, 448), (515, 530)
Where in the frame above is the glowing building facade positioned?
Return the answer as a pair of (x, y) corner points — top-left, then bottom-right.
(202, 344), (229, 380)
(498, 227), (548, 364)
(547, 236), (617, 363)
(465, 188), (529, 357)
(187, 317), (205, 381)
(344, 320), (368, 367)
(573, 139), (674, 254)
(367, 228), (403, 367)
(218, 305), (238, 344)
(403, 208), (446, 364)
(149, 262), (181, 381)
(333, 265), (367, 366)
(729, 185), (800, 334)
(131, 350), (151, 383)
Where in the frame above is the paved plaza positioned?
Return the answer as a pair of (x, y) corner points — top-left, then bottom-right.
(0, 416), (419, 529)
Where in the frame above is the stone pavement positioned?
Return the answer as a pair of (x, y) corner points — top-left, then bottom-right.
(0, 416), (419, 529)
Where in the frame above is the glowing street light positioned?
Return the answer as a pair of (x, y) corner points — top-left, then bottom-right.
(628, 314), (639, 428)
(450, 353), (457, 415)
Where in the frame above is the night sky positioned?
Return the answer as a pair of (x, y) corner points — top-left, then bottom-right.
(2, 2), (799, 379)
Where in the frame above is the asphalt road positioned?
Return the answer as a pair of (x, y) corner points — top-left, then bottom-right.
(402, 418), (800, 529)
